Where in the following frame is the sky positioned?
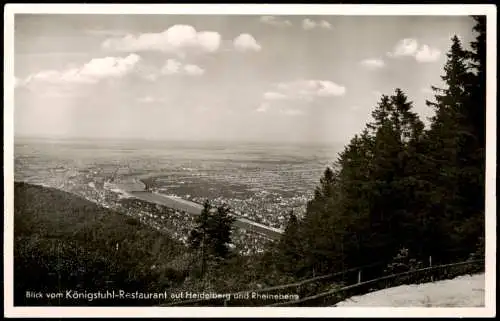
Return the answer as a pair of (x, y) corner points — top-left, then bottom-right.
(13, 14), (477, 144)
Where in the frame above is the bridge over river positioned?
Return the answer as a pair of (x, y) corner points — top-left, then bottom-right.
(106, 178), (284, 240)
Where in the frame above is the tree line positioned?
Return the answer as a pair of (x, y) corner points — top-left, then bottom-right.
(266, 16), (486, 281)
(183, 16), (486, 290)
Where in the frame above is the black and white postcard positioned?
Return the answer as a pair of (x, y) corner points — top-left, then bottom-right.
(3, 3), (496, 318)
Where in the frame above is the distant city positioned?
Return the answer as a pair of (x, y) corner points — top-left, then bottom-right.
(14, 138), (339, 255)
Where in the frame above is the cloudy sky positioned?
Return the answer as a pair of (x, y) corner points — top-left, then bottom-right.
(13, 14), (476, 144)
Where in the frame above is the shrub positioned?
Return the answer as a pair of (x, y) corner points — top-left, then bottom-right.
(384, 247), (423, 275)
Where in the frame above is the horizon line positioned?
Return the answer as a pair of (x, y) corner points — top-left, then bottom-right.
(14, 135), (347, 146)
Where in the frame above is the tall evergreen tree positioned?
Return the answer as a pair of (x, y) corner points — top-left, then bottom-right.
(335, 130), (374, 268)
(188, 200), (213, 278)
(188, 200), (212, 251)
(276, 210), (303, 276)
(424, 36), (471, 261)
(468, 15), (487, 148)
(424, 27), (486, 261)
(463, 16), (487, 256)
(269, 16), (486, 283)
(362, 89), (424, 263)
(189, 200), (235, 262)
(207, 204), (235, 259)
(299, 167), (335, 276)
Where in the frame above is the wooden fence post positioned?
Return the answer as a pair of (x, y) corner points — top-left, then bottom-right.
(429, 256), (433, 282)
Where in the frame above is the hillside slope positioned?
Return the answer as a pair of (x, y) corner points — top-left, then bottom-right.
(13, 182), (189, 306)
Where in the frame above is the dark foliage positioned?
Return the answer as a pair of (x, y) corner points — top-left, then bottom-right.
(188, 200), (236, 284)
(270, 16), (486, 284)
(14, 182), (188, 306)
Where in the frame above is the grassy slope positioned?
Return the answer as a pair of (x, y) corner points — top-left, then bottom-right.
(14, 182), (189, 306)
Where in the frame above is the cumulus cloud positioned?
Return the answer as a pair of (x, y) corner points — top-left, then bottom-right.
(184, 64), (205, 76)
(256, 102), (270, 113)
(260, 16), (292, 27)
(233, 33), (262, 52)
(387, 38), (419, 57)
(302, 18), (332, 30)
(415, 45), (441, 63)
(256, 79), (345, 113)
(387, 38), (441, 63)
(162, 59), (182, 75)
(276, 79), (346, 98)
(161, 59), (205, 76)
(101, 24), (221, 55)
(315, 81), (346, 97)
(143, 74), (159, 82)
(319, 20), (332, 29)
(360, 58), (385, 69)
(137, 96), (168, 104)
(20, 54), (141, 86)
(302, 19), (317, 30)
(263, 91), (288, 100)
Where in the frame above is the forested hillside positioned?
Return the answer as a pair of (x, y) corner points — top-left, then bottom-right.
(14, 182), (267, 305)
(264, 16), (486, 283)
(14, 182), (188, 306)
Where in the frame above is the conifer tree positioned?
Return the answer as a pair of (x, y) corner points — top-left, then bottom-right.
(188, 200), (212, 278)
(188, 200), (235, 281)
(300, 166), (343, 276)
(463, 16), (487, 257)
(188, 200), (212, 251)
(468, 15), (486, 148)
(424, 28), (486, 261)
(269, 16), (486, 282)
(207, 204), (235, 259)
(276, 211), (303, 276)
